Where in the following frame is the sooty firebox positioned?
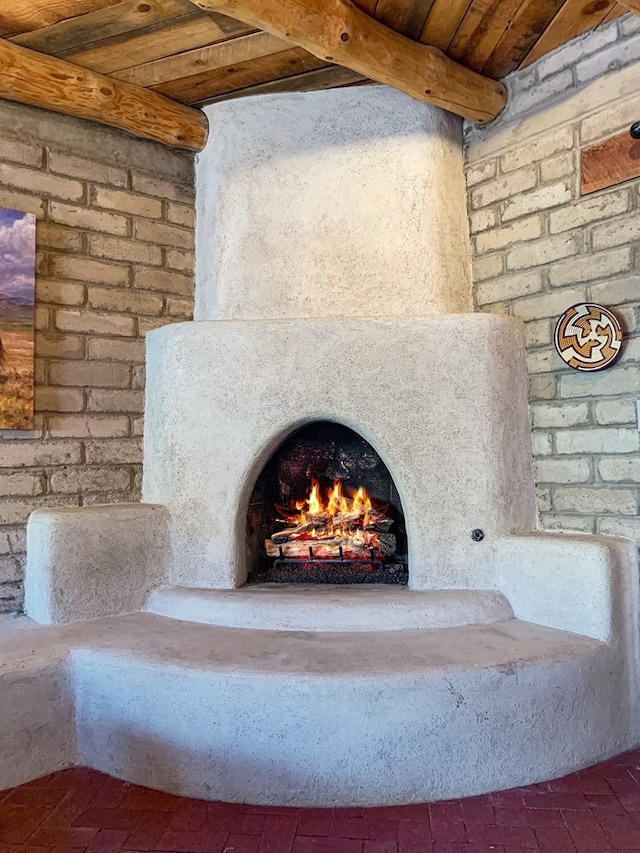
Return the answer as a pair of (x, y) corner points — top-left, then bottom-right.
(246, 421), (407, 584)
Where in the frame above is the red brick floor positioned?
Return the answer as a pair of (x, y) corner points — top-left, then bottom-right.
(2, 750), (640, 852)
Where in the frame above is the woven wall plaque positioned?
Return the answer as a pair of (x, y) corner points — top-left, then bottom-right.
(554, 303), (623, 372)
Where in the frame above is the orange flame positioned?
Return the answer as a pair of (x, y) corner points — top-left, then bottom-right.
(291, 479), (373, 523)
(270, 479), (393, 561)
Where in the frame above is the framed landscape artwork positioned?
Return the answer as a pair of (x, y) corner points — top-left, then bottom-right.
(0, 206), (36, 430)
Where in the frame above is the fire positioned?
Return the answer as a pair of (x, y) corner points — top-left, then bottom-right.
(327, 482), (349, 517)
(295, 479), (367, 524)
(266, 479), (395, 561)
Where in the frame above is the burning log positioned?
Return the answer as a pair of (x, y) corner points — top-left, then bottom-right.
(266, 478), (396, 562)
(265, 536), (396, 559)
(364, 515), (393, 533)
(271, 522), (319, 544)
(272, 511), (391, 543)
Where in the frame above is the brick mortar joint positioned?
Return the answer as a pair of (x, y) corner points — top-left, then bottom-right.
(465, 37), (640, 165)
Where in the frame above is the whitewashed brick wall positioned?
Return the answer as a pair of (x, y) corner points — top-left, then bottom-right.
(465, 15), (640, 545)
(0, 102), (195, 612)
(490, 14), (640, 126)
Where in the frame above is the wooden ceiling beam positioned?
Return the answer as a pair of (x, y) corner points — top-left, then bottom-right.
(0, 37), (208, 150)
(188, 0), (507, 124)
(618, 0), (640, 12)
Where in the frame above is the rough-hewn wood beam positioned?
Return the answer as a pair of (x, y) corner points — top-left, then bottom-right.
(188, 0), (507, 123)
(0, 37), (208, 150)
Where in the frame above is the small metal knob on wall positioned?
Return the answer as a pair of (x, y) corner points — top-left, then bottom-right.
(630, 123), (640, 140)
(471, 529), (485, 542)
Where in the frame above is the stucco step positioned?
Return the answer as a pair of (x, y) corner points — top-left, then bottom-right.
(66, 611), (602, 673)
(1, 611), (596, 673)
(68, 613), (621, 805)
(145, 584), (515, 631)
(0, 612), (633, 807)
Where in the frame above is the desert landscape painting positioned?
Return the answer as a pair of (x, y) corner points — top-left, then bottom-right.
(0, 207), (35, 430)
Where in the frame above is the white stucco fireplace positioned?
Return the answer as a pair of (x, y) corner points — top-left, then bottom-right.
(143, 89), (535, 592)
(15, 86), (640, 807)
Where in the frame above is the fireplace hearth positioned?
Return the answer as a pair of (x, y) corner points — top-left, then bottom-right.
(21, 85), (640, 810)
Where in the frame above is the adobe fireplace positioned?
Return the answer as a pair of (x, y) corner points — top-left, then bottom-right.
(140, 87), (536, 591)
(22, 84), (640, 809)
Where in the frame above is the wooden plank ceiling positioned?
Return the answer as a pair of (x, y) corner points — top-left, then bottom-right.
(0, 0), (635, 149)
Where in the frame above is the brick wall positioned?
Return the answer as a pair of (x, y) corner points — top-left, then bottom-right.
(465, 15), (640, 544)
(0, 101), (195, 612)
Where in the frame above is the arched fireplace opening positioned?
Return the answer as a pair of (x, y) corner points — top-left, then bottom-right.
(246, 421), (408, 585)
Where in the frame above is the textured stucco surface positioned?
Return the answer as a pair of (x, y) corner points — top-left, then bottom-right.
(196, 87), (472, 321)
(146, 585), (515, 631)
(0, 616), (76, 789)
(142, 314), (536, 589)
(25, 504), (169, 625)
(0, 654), (75, 789)
(73, 617), (611, 806)
(1, 548), (639, 806)
(495, 533), (638, 643)
(12, 78), (640, 808)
